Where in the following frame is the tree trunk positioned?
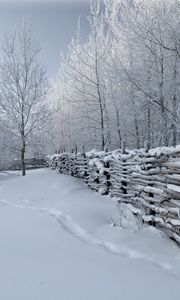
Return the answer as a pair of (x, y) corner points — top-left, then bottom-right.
(21, 138), (26, 176)
(100, 103), (105, 151)
(159, 53), (168, 146)
(114, 104), (121, 148)
(172, 54), (178, 147)
(96, 65), (105, 151)
(117, 114), (122, 148)
(172, 95), (177, 147)
(131, 86), (140, 149)
(94, 35), (105, 151)
(147, 100), (151, 146)
(146, 69), (152, 147)
(129, 51), (140, 149)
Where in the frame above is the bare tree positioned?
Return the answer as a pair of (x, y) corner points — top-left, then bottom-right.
(0, 20), (49, 175)
(59, 0), (111, 151)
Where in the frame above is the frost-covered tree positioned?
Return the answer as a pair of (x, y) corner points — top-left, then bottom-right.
(0, 20), (49, 175)
(106, 0), (180, 147)
(59, 1), (112, 151)
(52, 0), (180, 152)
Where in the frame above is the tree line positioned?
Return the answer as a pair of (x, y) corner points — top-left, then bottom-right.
(51, 0), (180, 152)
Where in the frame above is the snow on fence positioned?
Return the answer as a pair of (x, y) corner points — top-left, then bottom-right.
(47, 146), (180, 245)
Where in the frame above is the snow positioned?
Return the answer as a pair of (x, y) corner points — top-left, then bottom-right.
(167, 184), (180, 193)
(148, 145), (180, 157)
(48, 145), (180, 170)
(167, 218), (180, 226)
(89, 158), (104, 169)
(0, 168), (180, 299)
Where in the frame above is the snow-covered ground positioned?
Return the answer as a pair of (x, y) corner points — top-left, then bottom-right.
(0, 168), (180, 300)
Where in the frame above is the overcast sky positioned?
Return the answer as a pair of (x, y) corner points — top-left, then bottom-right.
(0, 0), (90, 77)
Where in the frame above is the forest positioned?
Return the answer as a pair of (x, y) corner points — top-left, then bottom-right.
(50, 0), (180, 153)
(0, 0), (180, 167)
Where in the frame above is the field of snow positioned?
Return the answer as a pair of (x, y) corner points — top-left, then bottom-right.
(0, 168), (180, 300)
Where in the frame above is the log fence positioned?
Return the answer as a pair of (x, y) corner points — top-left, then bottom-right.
(48, 145), (180, 244)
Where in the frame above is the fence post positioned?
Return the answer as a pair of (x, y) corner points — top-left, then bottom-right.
(144, 146), (156, 227)
(105, 160), (111, 195)
(81, 145), (89, 183)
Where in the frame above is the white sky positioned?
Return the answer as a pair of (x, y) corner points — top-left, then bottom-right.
(0, 0), (90, 77)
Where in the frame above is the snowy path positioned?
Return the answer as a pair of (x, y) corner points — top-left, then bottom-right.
(0, 169), (180, 300)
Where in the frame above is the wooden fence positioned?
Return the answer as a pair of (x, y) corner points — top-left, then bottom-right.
(48, 146), (180, 245)
(10, 157), (48, 171)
